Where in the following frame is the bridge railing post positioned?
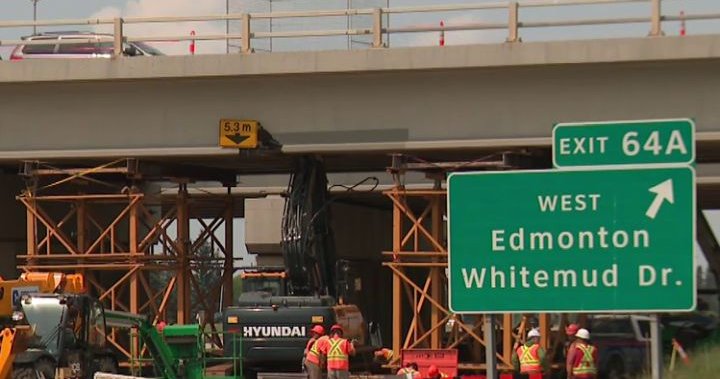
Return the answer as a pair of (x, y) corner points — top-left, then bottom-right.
(506, 1), (520, 43)
(241, 13), (252, 54)
(649, 0), (663, 36)
(372, 8), (384, 48)
(113, 17), (124, 57)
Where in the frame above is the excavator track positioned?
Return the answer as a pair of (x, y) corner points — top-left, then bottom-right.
(10, 367), (34, 379)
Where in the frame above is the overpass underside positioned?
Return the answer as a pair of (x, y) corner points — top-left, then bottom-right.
(2, 35), (720, 369)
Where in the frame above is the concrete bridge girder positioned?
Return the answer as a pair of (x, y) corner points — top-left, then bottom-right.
(0, 35), (719, 164)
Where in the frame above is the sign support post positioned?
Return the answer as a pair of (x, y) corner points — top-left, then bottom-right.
(484, 315), (497, 379)
(651, 314), (662, 379)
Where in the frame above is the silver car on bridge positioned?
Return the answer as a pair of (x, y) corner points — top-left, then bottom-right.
(9, 31), (163, 60)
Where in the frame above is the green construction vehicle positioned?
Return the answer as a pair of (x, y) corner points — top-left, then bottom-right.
(11, 293), (118, 379)
(104, 309), (242, 379)
(12, 292), (241, 379)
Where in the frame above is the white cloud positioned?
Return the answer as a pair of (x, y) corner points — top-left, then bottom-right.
(90, 0), (228, 55)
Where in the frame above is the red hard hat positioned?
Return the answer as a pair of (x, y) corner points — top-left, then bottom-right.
(565, 323), (580, 336)
(311, 325), (325, 335)
(331, 324), (344, 333)
(428, 365), (439, 376)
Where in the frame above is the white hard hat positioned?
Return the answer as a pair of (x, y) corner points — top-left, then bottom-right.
(527, 329), (541, 338)
(575, 328), (590, 340)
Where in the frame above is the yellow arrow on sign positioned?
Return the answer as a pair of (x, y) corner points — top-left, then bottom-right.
(219, 119), (259, 148)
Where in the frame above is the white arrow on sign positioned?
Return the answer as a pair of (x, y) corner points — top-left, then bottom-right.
(646, 179), (675, 220)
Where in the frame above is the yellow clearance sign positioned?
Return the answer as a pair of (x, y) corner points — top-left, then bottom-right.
(220, 119), (259, 148)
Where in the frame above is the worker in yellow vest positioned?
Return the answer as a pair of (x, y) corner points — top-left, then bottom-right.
(567, 329), (598, 379)
(562, 323), (580, 378)
(304, 325), (326, 379)
(320, 324), (355, 379)
(396, 362), (420, 379)
(512, 329), (548, 379)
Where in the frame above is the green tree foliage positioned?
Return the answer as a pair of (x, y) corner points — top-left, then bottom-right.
(148, 241), (224, 323)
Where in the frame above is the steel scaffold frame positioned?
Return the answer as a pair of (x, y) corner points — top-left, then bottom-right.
(383, 154), (568, 372)
(17, 160), (235, 364)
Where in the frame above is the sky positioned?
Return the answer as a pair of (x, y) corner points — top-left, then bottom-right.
(1, 0), (719, 57)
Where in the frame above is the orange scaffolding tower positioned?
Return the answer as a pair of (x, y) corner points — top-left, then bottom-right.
(384, 154), (571, 372)
(17, 159), (236, 362)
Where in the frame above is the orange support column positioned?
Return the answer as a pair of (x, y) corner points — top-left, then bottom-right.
(392, 192), (402, 360)
(430, 191), (442, 349)
(176, 184), (191, 324)
(25, 195), (37, 268)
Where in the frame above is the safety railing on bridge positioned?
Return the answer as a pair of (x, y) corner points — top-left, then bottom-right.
(0, 0), (719, 56)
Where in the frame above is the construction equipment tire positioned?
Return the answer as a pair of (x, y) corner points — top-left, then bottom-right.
(34, 358), (56, 379)
(11, 366), (36, 379)
(88, 356), (118, 379)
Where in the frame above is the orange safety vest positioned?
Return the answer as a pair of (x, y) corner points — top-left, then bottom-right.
(573, 344), (597, 377)
(325, 337), (353, 371)
(517, 344), (542, 374)
(306, 336), (328, 366)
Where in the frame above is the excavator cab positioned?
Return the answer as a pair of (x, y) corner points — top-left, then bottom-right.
(0, 272), (85, 327)
(12, 294), (117, 379)
(240, 270), (287, 297)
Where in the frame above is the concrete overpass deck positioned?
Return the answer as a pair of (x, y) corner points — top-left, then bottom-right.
(1, 35), (720, 167)
(2, 33), (720, 208)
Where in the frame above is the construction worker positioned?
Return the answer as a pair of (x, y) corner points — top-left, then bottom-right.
(304, 325), (327, 379)
(512, 329), (548, 379)
(320, 324), (355, 379)
(567, 329), (597, 379)
(426, 365), (448, 379)
(562, 323), (580, 377)
(373, 347), (395, 364)
(396, 362), (420, 379)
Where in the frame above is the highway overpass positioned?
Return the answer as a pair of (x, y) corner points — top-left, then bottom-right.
(1, 34), (720, 171)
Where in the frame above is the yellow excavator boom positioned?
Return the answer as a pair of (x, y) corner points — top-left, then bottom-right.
(0, 272), (85, 317)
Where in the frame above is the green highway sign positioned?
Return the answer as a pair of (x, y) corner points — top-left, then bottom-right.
(553, 119), (695, 168)
(447, 167), (695, 313)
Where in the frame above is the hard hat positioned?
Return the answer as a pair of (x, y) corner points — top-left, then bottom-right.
(527, 328), (541, 338)
(575, 328), (590, 340)
(427, 365), (439, 376)
(374, 348), (392, 358)
(565, 323), (580, 336)
(331, 324), (344, 333)
(311, 325), (325, 335)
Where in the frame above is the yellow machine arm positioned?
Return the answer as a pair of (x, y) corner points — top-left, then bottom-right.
(0, 272), (85, 317)
(0, 327), (29, 379)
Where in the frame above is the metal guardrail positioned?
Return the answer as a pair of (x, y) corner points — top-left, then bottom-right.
(0, 0), (718, 55)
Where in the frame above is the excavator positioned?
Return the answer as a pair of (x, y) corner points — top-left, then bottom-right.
(222, 157), (376, 377)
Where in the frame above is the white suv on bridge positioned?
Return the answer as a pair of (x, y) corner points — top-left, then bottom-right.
(9, 31), (163, 60)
